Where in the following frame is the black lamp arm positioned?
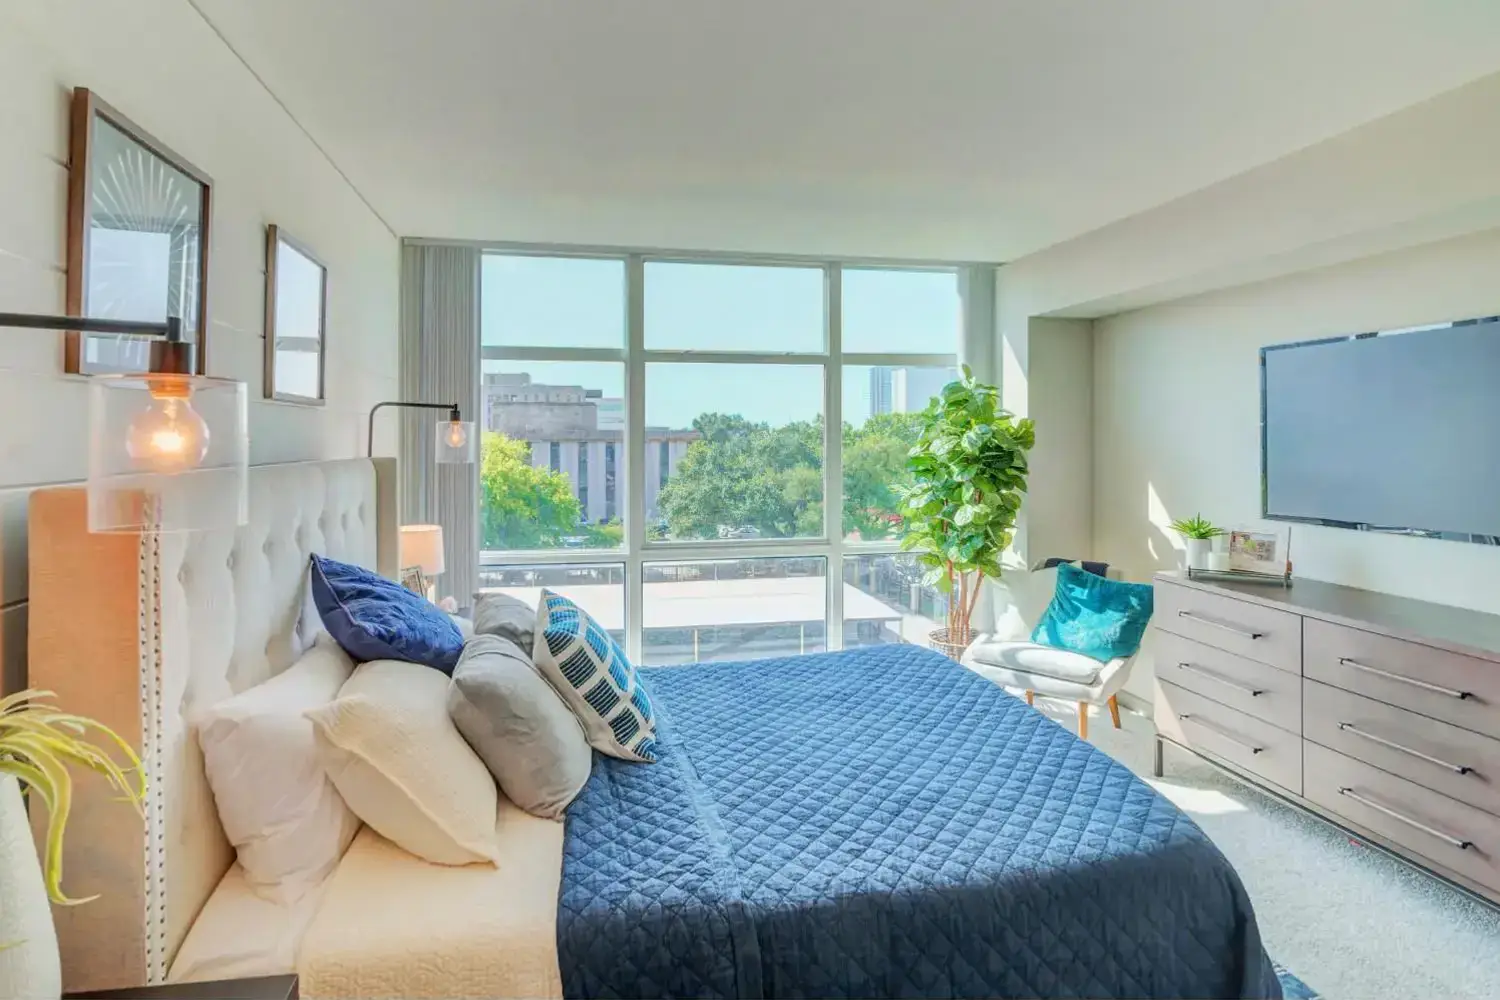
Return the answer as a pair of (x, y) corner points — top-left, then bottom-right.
(0, 312), (194, 375)
(367, 400), (464, 457)
(0, 311), (183, 340)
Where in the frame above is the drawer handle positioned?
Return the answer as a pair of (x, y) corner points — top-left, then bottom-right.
(1338, 658), (1472, 700)
(1177, 661), (1265, 697)
(1179, 713), (1263, 754)
(1337, 788), (1473, 851)
(1177, 610), (1264, 640)
(1338, 723), (1473, 776)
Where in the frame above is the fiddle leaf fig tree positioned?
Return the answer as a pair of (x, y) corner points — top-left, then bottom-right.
(896, 365), (1035, 642)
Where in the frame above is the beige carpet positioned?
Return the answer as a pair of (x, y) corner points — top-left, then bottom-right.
(1032, 697), (1500, 1000)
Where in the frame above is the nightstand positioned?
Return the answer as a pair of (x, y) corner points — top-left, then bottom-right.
(66, 974), (297, 1000)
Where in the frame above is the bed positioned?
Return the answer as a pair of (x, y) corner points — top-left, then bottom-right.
(27, 457), (1280, 998)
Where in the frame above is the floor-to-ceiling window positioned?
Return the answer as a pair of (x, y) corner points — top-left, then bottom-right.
(477, 248), (976, 664)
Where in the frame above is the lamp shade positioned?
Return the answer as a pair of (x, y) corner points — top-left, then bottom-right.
(399, 524), (445, 576)
(434, 419), (476, 464)
(88, 373), (249, 533)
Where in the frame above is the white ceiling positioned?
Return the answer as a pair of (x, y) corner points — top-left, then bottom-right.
(192, 0), (1500, 261)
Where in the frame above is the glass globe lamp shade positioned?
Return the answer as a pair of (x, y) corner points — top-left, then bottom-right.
(435, 419), (476, 464)
(89, 374), (249, 533)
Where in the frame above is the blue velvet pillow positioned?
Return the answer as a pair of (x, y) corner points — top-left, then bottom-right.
(1031, 562), (1154, 662)
(309, 554), (464, 673)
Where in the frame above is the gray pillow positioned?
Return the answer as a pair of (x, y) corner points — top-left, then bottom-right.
(447, 634), (592, 819)
(471, 592), (537, 652)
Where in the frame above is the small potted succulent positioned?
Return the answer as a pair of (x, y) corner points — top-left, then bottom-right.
(0, 689), (144, 999)
(1169, 514), (1225, 572)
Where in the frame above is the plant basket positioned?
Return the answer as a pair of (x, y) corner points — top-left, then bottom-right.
(929, 627), (974, 661)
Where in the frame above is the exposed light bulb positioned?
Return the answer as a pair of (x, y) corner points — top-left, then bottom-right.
(126, 396), (211, 473)
(445, 421), (468, 448)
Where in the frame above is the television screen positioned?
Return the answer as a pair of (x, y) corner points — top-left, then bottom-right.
(1261, 316), (1500, 544)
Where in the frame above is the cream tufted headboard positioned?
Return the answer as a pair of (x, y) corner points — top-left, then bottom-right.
(27, 458), (398, 993)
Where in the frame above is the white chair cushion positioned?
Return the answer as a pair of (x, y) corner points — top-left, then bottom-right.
(988, 567), (1061, 639)
(964, 639), (1107, 685)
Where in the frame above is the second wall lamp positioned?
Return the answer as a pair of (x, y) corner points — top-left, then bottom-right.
(367, 401), (476, 464)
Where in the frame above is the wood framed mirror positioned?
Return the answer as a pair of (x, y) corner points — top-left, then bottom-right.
(65, 88), (211, 375)
(263, 225), (328, 404)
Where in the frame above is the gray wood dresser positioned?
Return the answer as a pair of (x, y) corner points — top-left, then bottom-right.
(1152, 571), (1500, 907)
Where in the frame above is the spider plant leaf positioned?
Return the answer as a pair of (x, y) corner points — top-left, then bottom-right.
(0, 692), (144, 901)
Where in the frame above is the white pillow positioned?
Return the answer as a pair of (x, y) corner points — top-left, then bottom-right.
(197, 636), (360, 903)
(293, 561), (326, 659)
(306, 661), (500, 866)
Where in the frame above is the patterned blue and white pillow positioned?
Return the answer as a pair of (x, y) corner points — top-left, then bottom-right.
(531, 589), (657, 763)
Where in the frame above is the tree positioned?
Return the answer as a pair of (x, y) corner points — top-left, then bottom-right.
(655, 409), (927, 541)
(897, 366), (1034, 641)
(479, 432), (583, 549)
(842, 411), (924, 539)
(656, 414), (826, 539)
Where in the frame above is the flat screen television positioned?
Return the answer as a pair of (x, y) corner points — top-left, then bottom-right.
(1260, 315), (1500, 546)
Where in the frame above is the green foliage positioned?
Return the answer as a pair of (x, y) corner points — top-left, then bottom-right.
(480, 432), (585, 549)
(655, 410), (924, 541)
(1168, 513), (1224, 540)
(843, 412), (925, 540)
(896, 365), (1034, 633)
(582, 520), (624, 547)
(1, 689), (145, 905)
(656, 413), (825, 539)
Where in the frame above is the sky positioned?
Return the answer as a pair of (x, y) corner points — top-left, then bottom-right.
(479, 256), (960, 429)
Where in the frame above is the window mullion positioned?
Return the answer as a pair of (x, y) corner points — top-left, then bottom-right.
(826, 263), (844, 652)
(624, 254), (646, 664)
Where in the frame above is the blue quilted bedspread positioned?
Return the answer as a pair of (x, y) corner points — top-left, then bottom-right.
(558, 645), (1280, 999)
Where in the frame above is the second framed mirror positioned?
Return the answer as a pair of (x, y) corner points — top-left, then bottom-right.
(264, 225), (328, 404)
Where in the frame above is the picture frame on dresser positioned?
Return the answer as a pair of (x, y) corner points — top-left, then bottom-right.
(65, 88), (212, 376)
(1151, 571), (1500, 912)
(1226, 525), (1291, 577)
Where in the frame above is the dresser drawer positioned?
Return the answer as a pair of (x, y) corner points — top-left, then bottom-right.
(1155, 679), (1302, 793)
(1154, 581), (1301, 671)
(1154, 630), (1302, 733)
(1304, 618), (1500, 738)
(1305, 741), (1500, 897)
(1304, 679), (1500, 818)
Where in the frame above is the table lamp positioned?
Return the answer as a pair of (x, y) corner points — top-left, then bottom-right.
(399, 524), (445, 599)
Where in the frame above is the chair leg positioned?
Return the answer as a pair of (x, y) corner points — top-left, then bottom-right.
(1024, 690), (1034, 706)
(1108, 694), (1121, 729)
(1077, 702), (1089, 740)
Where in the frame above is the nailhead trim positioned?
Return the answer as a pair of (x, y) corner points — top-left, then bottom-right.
(138, 511), (167, 984)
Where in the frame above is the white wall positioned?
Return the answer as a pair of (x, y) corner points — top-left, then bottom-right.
(1093, 227), (1500, 700)
(994, 70), (1500, 703)
(1022, 318), (1094, 563)
(0, 0), (400, 691)
(997, 71), (1500, 567)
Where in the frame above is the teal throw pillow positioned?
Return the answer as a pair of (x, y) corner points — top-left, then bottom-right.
(1031, 563), (1154, 662)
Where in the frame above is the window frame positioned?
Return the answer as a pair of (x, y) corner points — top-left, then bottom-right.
(477, 245), (979, 663)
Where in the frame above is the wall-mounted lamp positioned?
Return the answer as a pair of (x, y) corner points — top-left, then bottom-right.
(0, 311), (248, 534)
(367, 401), (476, 464)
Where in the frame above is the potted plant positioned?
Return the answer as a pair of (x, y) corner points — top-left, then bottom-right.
(1169, 513), (1225, 571)
(0, 689), (144, 999)
(897, 366), (1034, 658)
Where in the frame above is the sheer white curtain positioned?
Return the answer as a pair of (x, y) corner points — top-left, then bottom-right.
(399, 242), (480, 604)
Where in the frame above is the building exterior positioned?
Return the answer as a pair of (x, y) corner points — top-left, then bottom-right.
(484, 372), (697, 524)
(868, 366), (954, 416)
(868, 366), (895, 416)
